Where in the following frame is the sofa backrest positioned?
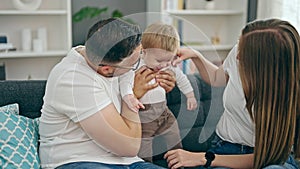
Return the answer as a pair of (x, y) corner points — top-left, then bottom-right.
(0, 80), (46, 118)
(0, 74), (222, 121)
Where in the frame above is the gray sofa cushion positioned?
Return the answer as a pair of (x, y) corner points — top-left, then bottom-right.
(153, 74), (224, 167)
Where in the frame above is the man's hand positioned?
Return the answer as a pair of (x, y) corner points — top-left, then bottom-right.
(156, 69), (176, 93)
(133, 66), (158, 99)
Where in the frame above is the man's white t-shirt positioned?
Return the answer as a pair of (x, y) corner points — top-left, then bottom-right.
(215, 45), (255, 147)
(39, 46), (142, 169)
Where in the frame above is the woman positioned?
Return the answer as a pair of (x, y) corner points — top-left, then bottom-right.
(164, 18), (300, 169)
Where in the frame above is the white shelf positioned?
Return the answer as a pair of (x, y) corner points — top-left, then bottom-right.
(187, 44), (234, 51)
(0, 50), (68, 59)
(0, 0), (72, 80)
(0, 10), (68, 15)
(166, 10), (243, 16)
(147, 0), (247, 65)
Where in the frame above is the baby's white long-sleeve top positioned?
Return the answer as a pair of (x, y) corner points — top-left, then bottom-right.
(119, 59), (194, 104)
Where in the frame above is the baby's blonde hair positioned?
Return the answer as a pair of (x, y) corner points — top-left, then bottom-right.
(142, 22), (180, 52)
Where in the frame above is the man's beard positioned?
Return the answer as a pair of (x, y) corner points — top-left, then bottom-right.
(105, 73), (114, 77)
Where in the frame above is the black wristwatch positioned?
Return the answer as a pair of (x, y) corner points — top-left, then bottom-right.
(203, 151), (215, 168)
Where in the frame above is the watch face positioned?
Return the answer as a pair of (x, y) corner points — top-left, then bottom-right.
(205, 151), (215, 161)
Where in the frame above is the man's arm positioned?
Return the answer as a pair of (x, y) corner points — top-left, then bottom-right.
(79, 101), (141, 157)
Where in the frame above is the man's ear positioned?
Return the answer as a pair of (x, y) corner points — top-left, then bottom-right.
(98, 65), (114, 75)
(141, 49), (145, 58)
(236, 53), (240, 60)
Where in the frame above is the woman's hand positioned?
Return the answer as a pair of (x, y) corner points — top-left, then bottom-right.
(133, 66), (158, 99)
(172, 47), (201, 66)
(164, 149), (206, 169)
(156, 69), (176, 93)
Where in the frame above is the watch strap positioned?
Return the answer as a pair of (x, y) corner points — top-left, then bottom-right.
(204, 151), (215, 168)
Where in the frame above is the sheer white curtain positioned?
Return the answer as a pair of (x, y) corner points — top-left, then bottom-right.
(257, 0), (300, 31)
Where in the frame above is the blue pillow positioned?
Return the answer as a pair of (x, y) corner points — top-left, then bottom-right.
(0, 103), (19, 115)
(0, 103), (40, 169)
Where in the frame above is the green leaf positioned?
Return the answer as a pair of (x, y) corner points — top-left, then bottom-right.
(73, 6), (108, 22)
(111, 9), (123, 18)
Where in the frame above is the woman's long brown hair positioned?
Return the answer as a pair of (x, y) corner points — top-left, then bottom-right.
(238, 19), (300, 168)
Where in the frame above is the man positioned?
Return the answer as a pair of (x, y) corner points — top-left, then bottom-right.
(39, 18), (173, 169)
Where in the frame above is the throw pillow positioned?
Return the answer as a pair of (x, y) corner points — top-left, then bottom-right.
(0, 103), (40, 169)
(0, 103), (19, 115)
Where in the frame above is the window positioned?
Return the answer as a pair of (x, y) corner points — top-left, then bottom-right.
(257, 0), (300, 31)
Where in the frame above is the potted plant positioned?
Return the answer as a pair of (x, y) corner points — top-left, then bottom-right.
(72, 6), (134, 45)
(73, 6), (132, 23)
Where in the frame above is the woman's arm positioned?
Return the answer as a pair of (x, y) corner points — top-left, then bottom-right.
(212, 153), (254, 169)
(175, 47), (228, 87)
(164, 149), (254, 169)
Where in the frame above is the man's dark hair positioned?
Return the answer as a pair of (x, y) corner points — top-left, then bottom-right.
(85, 18), (141, 65)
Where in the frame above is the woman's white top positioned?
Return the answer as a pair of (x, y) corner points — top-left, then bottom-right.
(216, 45), (255, 147)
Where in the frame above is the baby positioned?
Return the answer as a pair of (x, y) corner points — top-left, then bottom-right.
(119, 22), (197, 162)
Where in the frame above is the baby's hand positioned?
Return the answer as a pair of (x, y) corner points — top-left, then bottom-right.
(123, 94), (145, 113)
(187, 97), (197, 110)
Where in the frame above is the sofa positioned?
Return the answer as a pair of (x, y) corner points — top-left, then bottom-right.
(0, 74), (226, 168)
